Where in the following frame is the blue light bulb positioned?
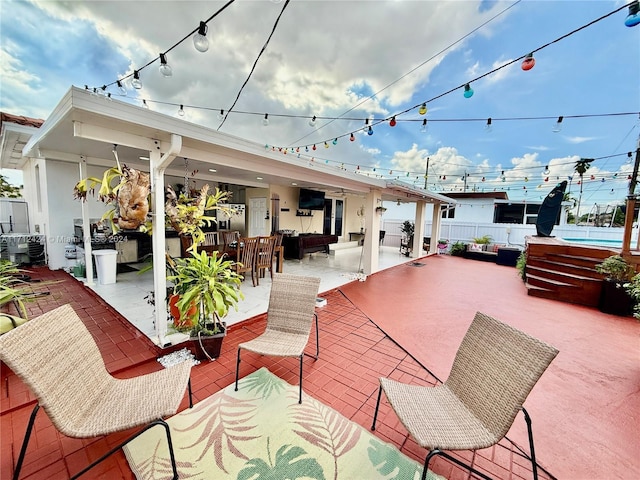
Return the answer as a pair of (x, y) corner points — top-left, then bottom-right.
(463, 84), (474, 98)
(625, 1), (640, 27)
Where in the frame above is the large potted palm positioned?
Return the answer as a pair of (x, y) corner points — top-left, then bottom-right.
(168, 250), (244, 360)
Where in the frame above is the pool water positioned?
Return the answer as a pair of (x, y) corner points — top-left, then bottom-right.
(562, 237), (623, 248)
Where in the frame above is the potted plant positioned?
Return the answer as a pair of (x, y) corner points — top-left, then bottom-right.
(624, 273), (640, 320)
(437, 238), (449, 253)
(449, 241), (467, 257)
(400, 221), (414, 256)
(167, 250), (244, 360)
(595, 255), (636, 316)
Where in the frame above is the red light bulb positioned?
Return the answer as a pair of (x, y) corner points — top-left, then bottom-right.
(521, 53), (535, 71)
(389, 116), (397, 127)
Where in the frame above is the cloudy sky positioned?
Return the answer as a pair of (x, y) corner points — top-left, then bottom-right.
(1, 0), (639, 215)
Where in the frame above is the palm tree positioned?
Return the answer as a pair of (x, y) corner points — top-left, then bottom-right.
(574, 158), (594, 224)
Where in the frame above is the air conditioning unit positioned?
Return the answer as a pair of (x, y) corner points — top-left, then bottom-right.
(0, 234), (45, 265)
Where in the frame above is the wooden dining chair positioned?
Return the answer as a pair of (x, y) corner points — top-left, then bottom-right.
(256, 236), (277, 285)
(235, 236), (259, 287)
(221, 231), (240, 250)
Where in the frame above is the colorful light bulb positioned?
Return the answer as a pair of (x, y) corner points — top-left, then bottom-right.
(463, 83), (474, 98)
(521, 53), (535, 71)
(418, 103), (427, 115)
(625, 1), (640, 27)
(389, 116), (397, 127)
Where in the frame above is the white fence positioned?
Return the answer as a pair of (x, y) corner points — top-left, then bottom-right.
(381, 219), (626, 249)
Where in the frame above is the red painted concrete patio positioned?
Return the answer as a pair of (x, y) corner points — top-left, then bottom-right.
(1, 255), (638, 479)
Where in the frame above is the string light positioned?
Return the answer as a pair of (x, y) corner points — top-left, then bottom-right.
(552, 116), (563, 132)
(309, 115), (316, 127)
(625, 0), (640, 27)
(419, 103), (427, 115)
(159, 53), (172, 77)
(116, 80), (126, 95)
(193, 21), (209, 52)
(263, 113), (269, 126)
(131, 70), (142, 89)
(521, 53), (535, 71)
(420, 119), (428, 133)
(178, 104), (185, 116)
(350, 133), (355, 141)
(332, 138), (338, 145)
(217, 109), (224, 120)
(389, 116), (397, 127)
(543, 165), (550, 175)
(485, 118), (492, 132)
(142, 99), (149, 109)
(367, 126), (373, 136)
(463, 83), (474, 98)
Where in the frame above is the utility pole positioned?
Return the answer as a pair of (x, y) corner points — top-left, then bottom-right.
(621, 134), (640, 256)
(424, 157), (429, 190)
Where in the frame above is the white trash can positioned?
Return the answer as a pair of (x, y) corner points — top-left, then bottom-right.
(92, 249), (118, 284)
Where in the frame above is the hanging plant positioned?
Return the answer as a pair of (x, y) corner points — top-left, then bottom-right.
(73, 163), (151, 232)
(164, 184), (234, 248)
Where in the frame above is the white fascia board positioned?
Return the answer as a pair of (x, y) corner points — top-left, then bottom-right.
(22, 88), (74, 157)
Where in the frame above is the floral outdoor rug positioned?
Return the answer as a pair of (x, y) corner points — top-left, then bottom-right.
(123, 367), (445, 479)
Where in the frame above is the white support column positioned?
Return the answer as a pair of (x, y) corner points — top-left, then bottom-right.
(78, 157), (94, 285)
(361, 190), (381, 275)
(150, 134), (182, 346)
(414, 201), (426, 256)
(430, 202), (443, 254)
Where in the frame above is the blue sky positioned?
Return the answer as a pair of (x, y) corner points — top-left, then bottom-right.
(1, 0), (639, 216)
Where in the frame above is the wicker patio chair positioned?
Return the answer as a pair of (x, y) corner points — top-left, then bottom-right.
(0, 304), (193, 480)
(235, 273), (321, 403)
(371, 311), (558, 480)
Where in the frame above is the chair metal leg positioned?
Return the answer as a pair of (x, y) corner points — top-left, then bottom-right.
(70, 419), (178, 479)
(234, 348), (242, 391)
(188, 379), (193, 408)
(423, 449), (492, 480)
(370, 384), (383, 431)
(522, 407), (540, 480)
(13, 403), (40, 480)
(298, 354), (303, 403)
(303, 313), (320, 360)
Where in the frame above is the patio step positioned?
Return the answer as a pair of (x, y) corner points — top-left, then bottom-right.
(329, 241), (360, 255)
(525, 273), (601, 307)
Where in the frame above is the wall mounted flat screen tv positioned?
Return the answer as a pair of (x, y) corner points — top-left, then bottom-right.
(298, 188), (325, 210)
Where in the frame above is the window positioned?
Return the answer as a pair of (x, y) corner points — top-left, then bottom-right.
(441, 205), (455, 219)
(494, 204), (524, 223)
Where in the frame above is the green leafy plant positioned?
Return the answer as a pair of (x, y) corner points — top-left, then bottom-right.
(167, 250), (244, 336)
(595, 255), (635, 283)
(624, 273), (640, 320)
(165, 184), (234, 249)
(516, 251), (527, 282)
(449, 241), (467, 256)
(472, 234), (492, 245)
(400, 221), (414, 239)
(437, 239), (449, 246)
(0, 260), (29, 320)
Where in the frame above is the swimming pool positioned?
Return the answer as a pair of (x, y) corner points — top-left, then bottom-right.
(562, 237), (623, 248)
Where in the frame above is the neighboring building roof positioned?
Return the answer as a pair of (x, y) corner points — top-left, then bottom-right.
(0, 112), (45, 131)
(445, 191), (509, 200)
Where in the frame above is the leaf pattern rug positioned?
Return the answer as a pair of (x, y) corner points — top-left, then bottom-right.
(124, 367), (445, 479)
